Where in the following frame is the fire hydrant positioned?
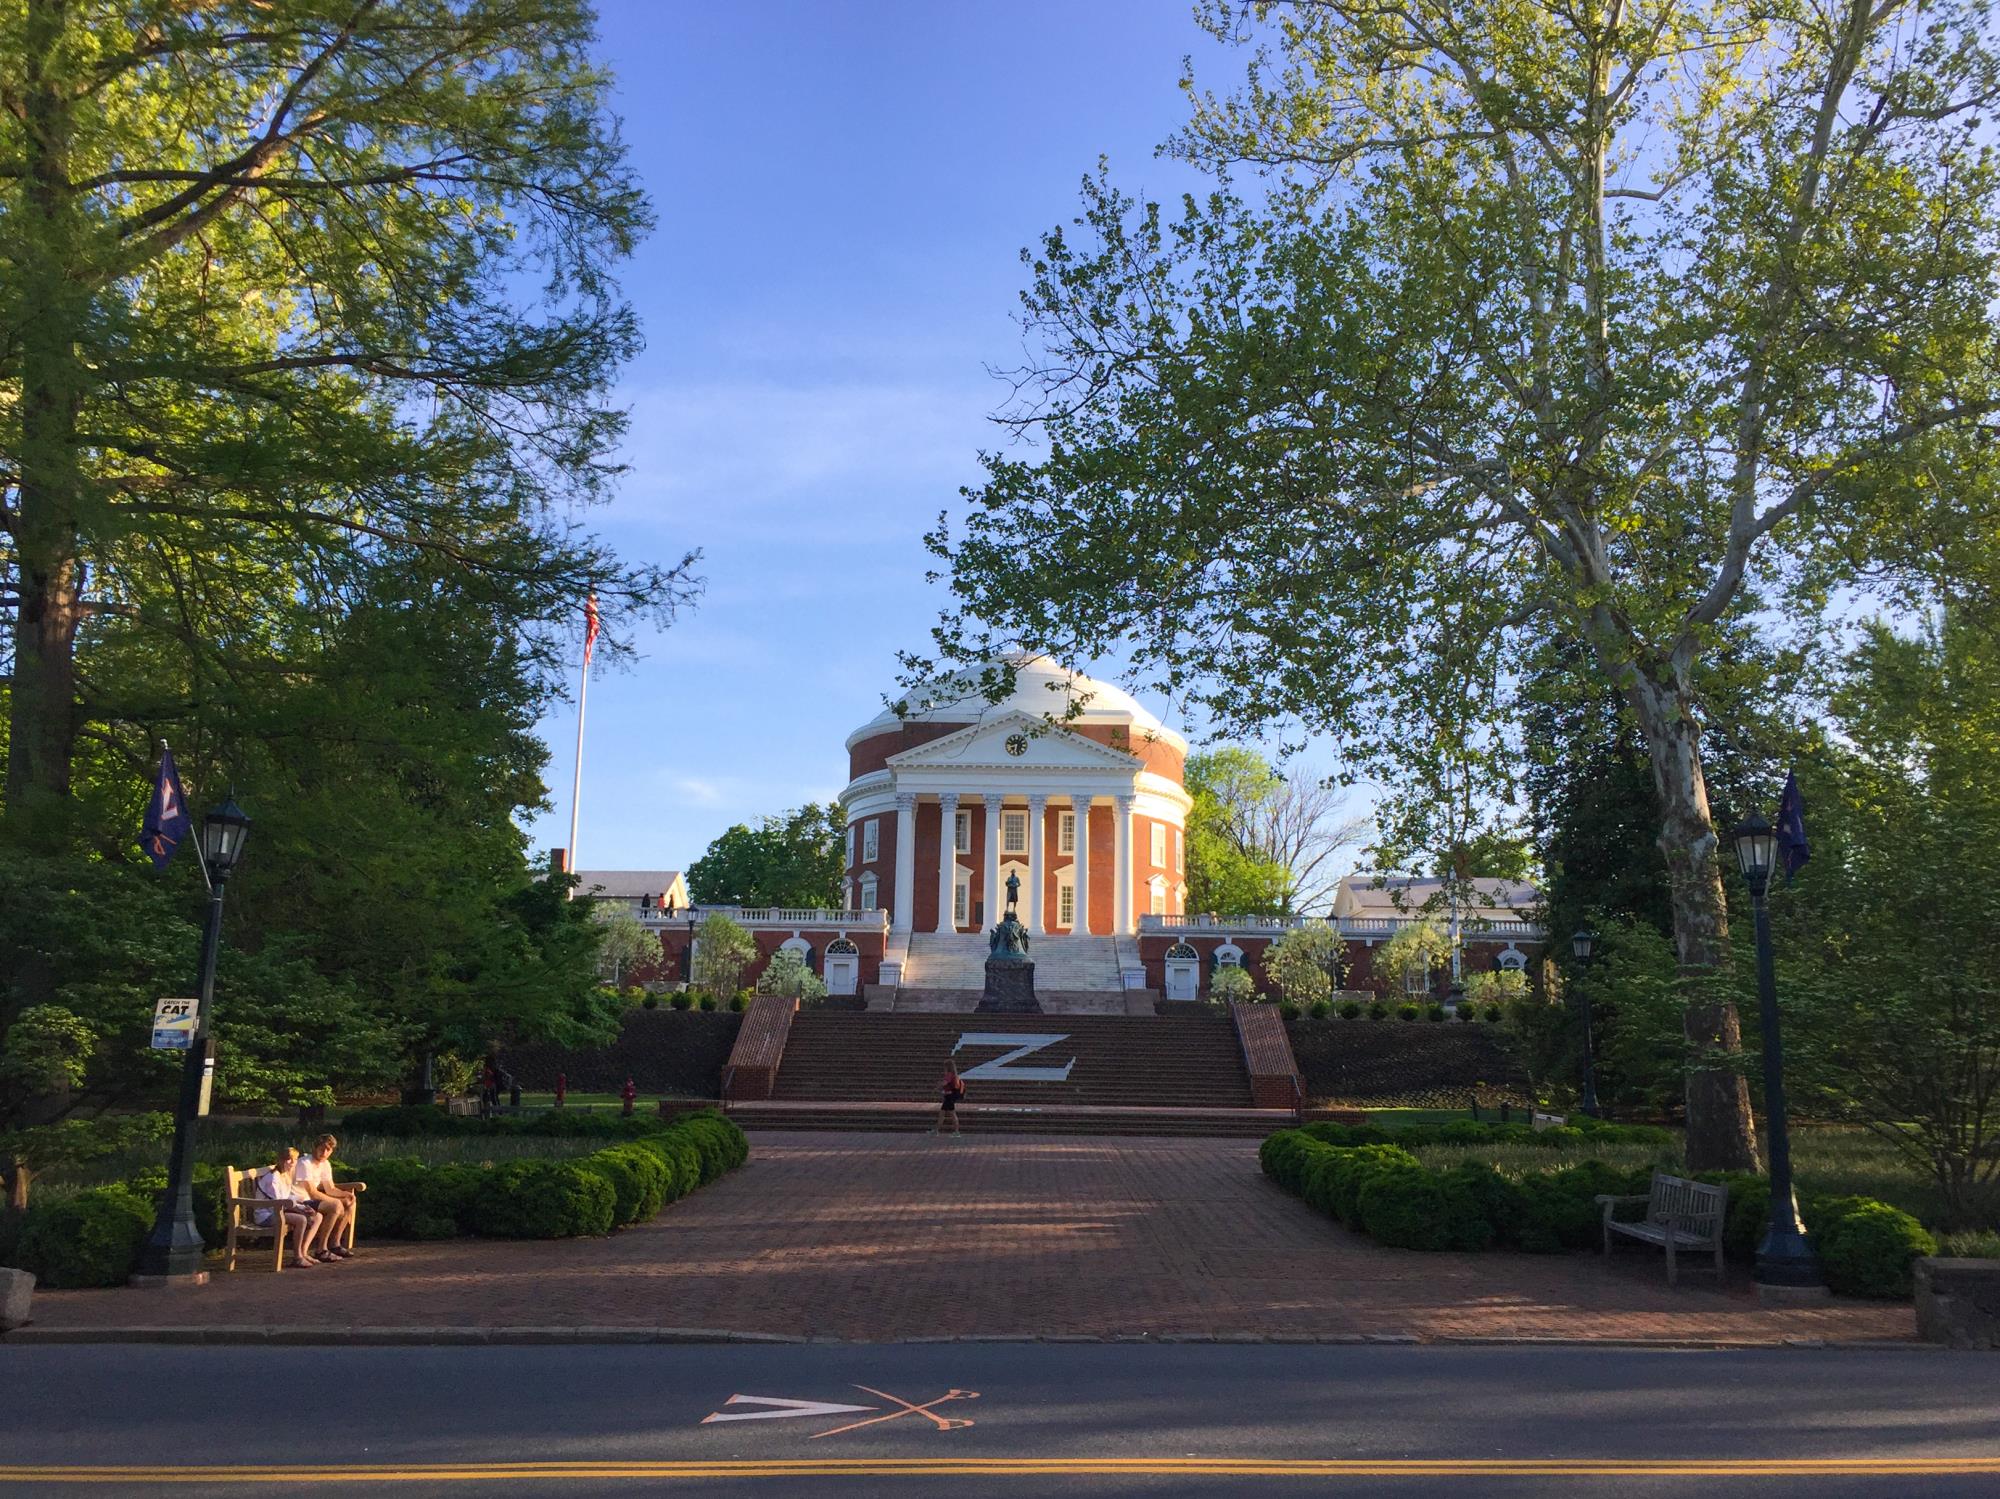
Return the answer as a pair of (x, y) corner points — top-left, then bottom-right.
(620, 1077), (637, 1116)
(554, 1073), (567, 1109)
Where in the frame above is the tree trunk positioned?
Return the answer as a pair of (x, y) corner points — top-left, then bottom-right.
(6, 0), (88, 853)
(1625, 668), (1761, 1173)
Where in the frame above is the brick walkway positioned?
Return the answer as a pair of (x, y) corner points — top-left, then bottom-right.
(26, 1133), (1912, 1343)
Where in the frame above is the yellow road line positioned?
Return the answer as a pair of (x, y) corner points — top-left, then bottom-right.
(2, 1458), (1999, 1482)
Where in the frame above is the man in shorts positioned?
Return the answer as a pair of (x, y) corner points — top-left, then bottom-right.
(294, 1133), (361, 1259)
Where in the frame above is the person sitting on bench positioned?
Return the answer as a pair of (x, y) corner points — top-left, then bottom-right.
(256, 1148), (328, 1268)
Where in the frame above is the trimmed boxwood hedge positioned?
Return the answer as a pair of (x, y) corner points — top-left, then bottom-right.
(1261, 1125), (1939, 1296)
(1, 1112), (751, 1287)
(12, 1185), (154, 1289)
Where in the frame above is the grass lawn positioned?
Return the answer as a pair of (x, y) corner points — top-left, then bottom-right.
(1410, 1124), (1949, 1228)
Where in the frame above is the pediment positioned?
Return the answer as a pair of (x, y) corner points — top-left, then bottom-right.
(885, 710), (1142, 772)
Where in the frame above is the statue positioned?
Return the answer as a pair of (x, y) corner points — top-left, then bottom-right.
(978, 869), (1039, 1012)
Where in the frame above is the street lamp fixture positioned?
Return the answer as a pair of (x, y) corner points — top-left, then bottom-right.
(1568, 928), (1601, 1118)
(683, 911), (697, 985)
(1729, 811), (1827, 1297)
(136, 797), (251, 1283)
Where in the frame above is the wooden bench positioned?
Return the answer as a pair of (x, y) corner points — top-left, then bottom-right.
(221, 1165), (366, 1272)
(1597, 1171), (1728, 1286)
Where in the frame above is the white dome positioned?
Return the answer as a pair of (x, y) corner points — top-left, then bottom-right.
(846, 653), (1186, 752)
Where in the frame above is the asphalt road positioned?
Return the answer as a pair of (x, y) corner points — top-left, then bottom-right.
(1, 1342), (1996, 1497)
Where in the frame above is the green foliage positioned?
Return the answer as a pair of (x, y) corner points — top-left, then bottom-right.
(1813, 1198), (1937, 1300)
(1358, 1165), (1495, 1252)
(0, 1006), (93, 1095)
(1463, 971), (1527, 1008)
(1367, 1002), (1388, 1021)
(1425, 1003), (1447, 1023)
(1308, 998), (1332, 1020)
(758, 949), (827, 1003)
(471, 1160), (616, 1239)
(1211, 964), (1256, 1004)
(1397, 1004), (1419, 1023)
(1376, 922), (1450, 1000)
(1265, 924), (1342, 1006)
(11, 1185), (153, 1288)
(3, 1114), (171, 1208)
(688, 805), (845, 909)
(595, 911), (661, 988)
(690, 915), (757, 1004)
(1337, 1000), (1362, 1020)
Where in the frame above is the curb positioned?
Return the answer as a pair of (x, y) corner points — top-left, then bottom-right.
(0, 1326), (1943, 1352)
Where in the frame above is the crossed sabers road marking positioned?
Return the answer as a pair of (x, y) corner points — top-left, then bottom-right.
(702, 1387), (979, 1439)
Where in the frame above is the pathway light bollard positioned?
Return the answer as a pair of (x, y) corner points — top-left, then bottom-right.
(621, 1076), (637, 1116)
(1569, 928), (1602, 1118)
(1731, 812), (1828, 1298)
(137, 797), (251, 1283)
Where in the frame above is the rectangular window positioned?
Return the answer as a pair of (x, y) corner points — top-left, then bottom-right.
(955, 810), (971, 853)
(1150, 823), (1167, 868)
(1058, 812), (1075, 855)
(859, 874), (878, 911)
(1058, 882), (1075, 928)
(1175, 829), (1184, 874)
(1149, 879), (1167, 916)
(1002, 811), (1027, 854)
(862, 819), (879, 863)
(953, 877), (970, 927)
(845, 826), (855, 867)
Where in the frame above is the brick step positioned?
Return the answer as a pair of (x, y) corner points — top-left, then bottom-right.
(728, 1101), (1289, 1137)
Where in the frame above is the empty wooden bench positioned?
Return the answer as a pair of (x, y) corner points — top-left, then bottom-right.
(1597, 1171), (1728, 1286)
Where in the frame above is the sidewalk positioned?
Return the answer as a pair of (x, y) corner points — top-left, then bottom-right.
(16, 1133), (1914, 1345)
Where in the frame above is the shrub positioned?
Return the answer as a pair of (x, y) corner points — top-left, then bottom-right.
(1426, 1003), (1447, 1023)
(671, 991), (693, 1010)
(1484, 1005), (1502, 1022)
(1338, 1000), (1362, 1020)
(339, 1104), (465, 1136)
(730, 994), (747, 1012)
(633, 1134), (703, 1201)
(1814, 1197), (1936, 1299)
(698, 993), (718, 1012)
(1358, 1165), (1495, 1252)
(1514, 1161), (1652, 1252)
(1940, 1229), (2000, 1259)
(581, 1145), (670, 1227)
(642, 995), (660, 1010)
(1308, 998), (1333, 1020)
(1439, 1161), (1529, 1245)
(13, 1185), (153, 1288)
(1266, 923), (1342, 1007)
(1368, 1002), (1388, 1021)
(472, 1160), (616, 1239)
(1323, 1144), (1423, 1225)
(1278, 1000), (1300, 1020)
(1397, 1004), (1420, 1022)
(123, 1163), (228, 1250)
(1211, 965), (1256, 1004)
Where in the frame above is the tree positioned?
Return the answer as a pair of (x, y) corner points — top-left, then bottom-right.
(1265, 923), (1342, 1005)
(687, 804), (844, 910)
(1374, 921), (1451, 998)
(690, 914), (756, 1001)
(594, 909), (659, 989)
(1, 0), (699, 853)
(923, 0), (2000, 1168)
(757, 949), (827, 1004)
(1781, 610), (2000, 1229)
(1185, 748), (1369, 916)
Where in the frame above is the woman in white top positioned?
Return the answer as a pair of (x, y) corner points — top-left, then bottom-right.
(257, 1147), (326, 1267)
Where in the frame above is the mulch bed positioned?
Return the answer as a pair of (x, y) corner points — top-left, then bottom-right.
(1284, 1018), (1527, 1107)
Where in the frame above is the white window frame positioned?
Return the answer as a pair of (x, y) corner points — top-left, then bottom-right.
(1002, 810), (1027, 855)
(1058, 812), (1075, 855)
(953, 869), (972, 927)
(1150, 822), (1167, 868)
(1058, 879), (1076, 929)
(862, 818), (879, 863)
(1148, 874), (1168, 916)
(858, 873), (879, 911)
(954, 809), (971, 853)
(1175, 829), (1184, 874)
(845, 826), (855, 867)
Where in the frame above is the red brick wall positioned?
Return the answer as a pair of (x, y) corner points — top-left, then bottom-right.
(1137, 931), (1526, 999)
(641, 926), (886, 991)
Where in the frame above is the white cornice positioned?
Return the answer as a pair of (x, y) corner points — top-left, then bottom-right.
(885, 710), (1144, 772)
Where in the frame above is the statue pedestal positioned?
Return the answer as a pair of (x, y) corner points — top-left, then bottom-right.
(977, 958), (1040, 1014)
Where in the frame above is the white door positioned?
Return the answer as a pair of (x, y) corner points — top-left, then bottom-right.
(825, 953), (859, 996)
(1164, 958), (1200, 1001)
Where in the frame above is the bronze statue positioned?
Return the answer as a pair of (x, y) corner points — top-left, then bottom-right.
(988, 870), (1031, 960)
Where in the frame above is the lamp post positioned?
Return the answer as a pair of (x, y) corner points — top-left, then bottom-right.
(1732, 811), (1827, 1296)
(136, 798), (250, 1283)
(683, 912), (697, 985)
(1570, 927), (1601, 1118)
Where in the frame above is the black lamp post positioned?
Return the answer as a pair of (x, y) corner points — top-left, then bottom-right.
(683, 912), (697, 984)
(1570, 927), (1601, 1118)
(136, 797), (250, 1283)
(1732, 811), (1826, 1294)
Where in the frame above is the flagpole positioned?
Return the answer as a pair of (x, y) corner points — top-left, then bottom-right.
(567, 643), (589, 881)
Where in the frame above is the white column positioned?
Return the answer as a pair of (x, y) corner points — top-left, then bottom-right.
(892, 791), (917, 933)
(1069, 791), (1093, 935)
(1026, 793), (1048, 934)
(1113, 793), (1136, 936)
(983, 796), (1002, 930)
(935, 792), (959, 933)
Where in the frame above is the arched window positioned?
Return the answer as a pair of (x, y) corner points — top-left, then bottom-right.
(1214, 941), (1245, 970)
(827, 938), (859, 956)
(1497, 946), (1528, 971)
(779, 935), (815, 973)
(1166, 941), (1198, 961)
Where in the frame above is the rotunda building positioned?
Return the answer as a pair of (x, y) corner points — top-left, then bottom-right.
(839, 656), (1191, 939)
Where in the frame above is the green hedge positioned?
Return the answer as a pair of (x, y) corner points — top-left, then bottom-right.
(338, 1104), (678, 1140)
(11, 1186), (155, 1289)
(1262, 1126), (1938, 1295)
(0, 1113), (750, 1286)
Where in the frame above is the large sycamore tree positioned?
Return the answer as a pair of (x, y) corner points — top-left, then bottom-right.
(0, 0), (696, 849)
(928, 0), (2000, 1168)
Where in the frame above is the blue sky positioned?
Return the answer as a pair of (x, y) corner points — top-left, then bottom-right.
(529, 1), (1236, 870)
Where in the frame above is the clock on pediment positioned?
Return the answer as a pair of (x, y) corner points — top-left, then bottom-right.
(1004, 732), (1029, 758)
